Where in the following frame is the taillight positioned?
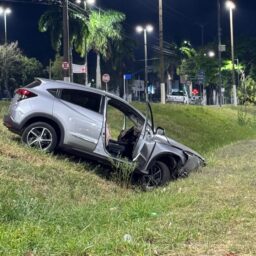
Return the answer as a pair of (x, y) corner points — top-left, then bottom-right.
(16, 88), (37, 101)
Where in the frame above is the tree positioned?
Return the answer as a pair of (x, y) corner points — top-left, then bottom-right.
(0, 42), (21, 96)
(50, 54), (64, 80)
(107, 36), (136, 93)
(236, 37), (256, 77)
(38, 7), (88, 56)
(238, 76), (256, 104)
(0, 42), (43, 97)
(19, 56), (44, 85)
(179, 45), (218, 86)
(152, 41), (197, 86)
(86, 10), (125, 88)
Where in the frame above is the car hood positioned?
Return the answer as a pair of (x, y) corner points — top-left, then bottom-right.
(154, 134), (205, 161)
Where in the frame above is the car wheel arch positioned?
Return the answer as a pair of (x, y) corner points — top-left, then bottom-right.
(146, 153), (183, 179)
(21, 115), (64, 147)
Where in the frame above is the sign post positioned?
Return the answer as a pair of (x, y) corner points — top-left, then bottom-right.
(123, 74), (132, 100)
(102, 74), (110, 92)
(62, 62), (70, 82)
(62, 62), (70, 70)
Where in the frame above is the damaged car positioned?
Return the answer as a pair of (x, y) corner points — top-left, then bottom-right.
(3, 78), (205, 188)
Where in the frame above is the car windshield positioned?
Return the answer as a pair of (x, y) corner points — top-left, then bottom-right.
(171, 91), (185, 96)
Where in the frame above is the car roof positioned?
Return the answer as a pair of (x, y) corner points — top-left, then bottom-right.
(36, 77), (128, 103)
(36, 78), (146, 120)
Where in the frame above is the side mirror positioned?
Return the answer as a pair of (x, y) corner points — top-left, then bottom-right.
(156, 127), (165, 136)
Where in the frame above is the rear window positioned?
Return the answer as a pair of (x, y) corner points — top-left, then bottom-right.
(47, 89), (58, 97)
(60, 89), (101, 113)
(25, 80), (42, 88)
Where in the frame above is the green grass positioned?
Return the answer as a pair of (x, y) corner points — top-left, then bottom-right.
(147, 103), (256, 154)
(1, 101), (256, 255)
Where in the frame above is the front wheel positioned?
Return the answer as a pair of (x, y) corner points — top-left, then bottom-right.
(141, 161), (171, 190)
(21, 122), (57, 152)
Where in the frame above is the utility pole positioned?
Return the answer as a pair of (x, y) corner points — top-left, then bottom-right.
(144, 28), (149, 102)
(63, 0), (70, 82)
(82, 0), (89, 85)
(159, 0), (165, 104)
(227, 1), (237, 106)
(217, 0), (222, 106)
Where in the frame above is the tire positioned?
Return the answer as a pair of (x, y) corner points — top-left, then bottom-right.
(141, 161), (171, 190)
(21, 122), (57, 152)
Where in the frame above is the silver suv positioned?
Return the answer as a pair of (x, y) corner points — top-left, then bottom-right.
(3, 78), (204, 188)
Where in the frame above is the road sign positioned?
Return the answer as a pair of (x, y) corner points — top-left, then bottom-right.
(132, 80), (144, 92)
(72, 63), (87, 74)
(102, 73), (110, 83)
(192, 88), (199, 95)
(218, 44), (226, 52)
(62, 62), (69, 70)
(124, 74), (132, 80)
(196, 70), (205, 83)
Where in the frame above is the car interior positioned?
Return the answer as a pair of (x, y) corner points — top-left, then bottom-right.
(105, 99), (144, 160)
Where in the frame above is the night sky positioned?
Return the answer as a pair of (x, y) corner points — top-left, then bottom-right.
(0, 0), (255, 65)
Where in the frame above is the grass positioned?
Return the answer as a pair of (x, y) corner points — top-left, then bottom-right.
(147, 103), (256, 154)
(1, 100), (256, 255)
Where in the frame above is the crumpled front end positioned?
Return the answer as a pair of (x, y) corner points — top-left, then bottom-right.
(176, 151), (205, 177)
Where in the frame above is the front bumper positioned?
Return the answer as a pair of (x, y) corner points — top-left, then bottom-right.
(177, 153), (205, 177)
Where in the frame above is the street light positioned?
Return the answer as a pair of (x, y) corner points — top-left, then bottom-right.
(208, 51), (215, 58)
(76, 0), (95, 85)
(217, 0), (223, 107)
(76, 0), (95, 8)
(0, 7), (11, 44)
(226, 0), (237, 106)
(136, 24), (153, 102)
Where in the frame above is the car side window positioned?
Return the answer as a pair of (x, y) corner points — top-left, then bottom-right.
(60, 89), (101, 113)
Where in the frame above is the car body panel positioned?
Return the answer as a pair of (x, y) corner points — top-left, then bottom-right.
(53, 97), (103, 152)
(166, 90), (189, 104)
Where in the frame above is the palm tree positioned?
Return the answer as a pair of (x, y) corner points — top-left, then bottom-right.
(38, 7), (88, 57)
(86, 10), (125, 88)
(152, 42), (196, 93)
(109, 37), (136, 94)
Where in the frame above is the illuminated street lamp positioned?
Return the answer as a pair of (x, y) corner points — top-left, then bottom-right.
(76, 0), (95, 85)
(136, 24), (153, 101)
(226, 0), (237, 105)
(76, 0), (95, 9)
(204, 51), (215, 58)
(0, 7), (11, 44)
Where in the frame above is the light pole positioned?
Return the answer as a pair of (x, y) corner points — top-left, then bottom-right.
(226, 0), (237, 106)
(0, 7), (11, 98)
(0, 7), (11, 44)
(76, 0), (95, 85)
(136, 24), (153, 102)
(159, 0), (165, 104)
(63, 0), (70, 82)
(217, 0), (223, 106)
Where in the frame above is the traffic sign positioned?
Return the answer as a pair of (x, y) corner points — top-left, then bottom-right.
(124, 74), (132, 80)
(102, 73), (110, 83)
(192, 88), (199, 95)
(62, 62), (69, 70)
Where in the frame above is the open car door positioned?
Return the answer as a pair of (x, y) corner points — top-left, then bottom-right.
(132, 102), (156, 168)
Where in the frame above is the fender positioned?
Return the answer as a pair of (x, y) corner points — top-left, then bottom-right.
(139, 142), (187, 173)
(20, 112), (65, 147)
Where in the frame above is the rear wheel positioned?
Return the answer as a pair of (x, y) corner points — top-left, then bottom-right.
(21, 122), (57, 152)
(141, 161), (171, 190)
